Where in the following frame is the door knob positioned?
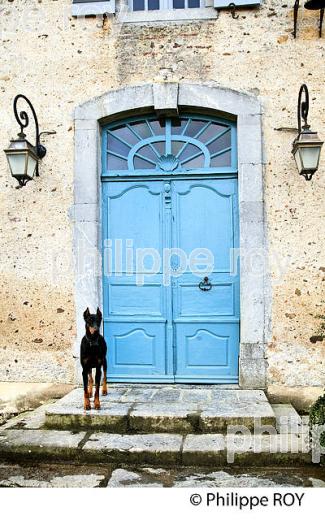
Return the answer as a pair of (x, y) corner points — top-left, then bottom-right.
(199, 276), (212, 291)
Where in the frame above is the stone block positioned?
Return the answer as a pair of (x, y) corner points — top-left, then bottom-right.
(180, 389), (213, 403)
(182, 434), (225, 465)
(74, 128), (99, 204)
(149, 388), (182, 403)
(178, 83), (261, 118)
(240, 342), (266, 359)
(237, 113), (263, 164)
(129, 404), (199, 433)
(272, 404), (302, 433)
(153, 82), (179, 116)
(82, 433), (183, 465)
(107, 468), (164, 487)
(45, 402), (130, 433)
(239, 359), (267, 389)
(239, 163), (264, 204)
(120, 388), (158, 403)
(200, 397), (276, 432)
(0, 430), (85, 461)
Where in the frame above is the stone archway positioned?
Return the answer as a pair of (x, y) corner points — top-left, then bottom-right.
(72, 82), (269, 389)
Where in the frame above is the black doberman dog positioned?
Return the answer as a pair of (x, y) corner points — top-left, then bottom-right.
(80, 307), (107, 410)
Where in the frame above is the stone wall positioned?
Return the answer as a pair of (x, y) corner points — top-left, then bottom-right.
(0, 0), (324, 400)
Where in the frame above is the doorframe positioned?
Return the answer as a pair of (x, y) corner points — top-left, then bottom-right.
(72, 82), (270, 389)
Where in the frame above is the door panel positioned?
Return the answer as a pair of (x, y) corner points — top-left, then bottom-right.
(106, 321), (167, 377)
(176, 275), (236, 317)
(104, 182), (163, 273)
(102, 181), (173, 381)
(172, 179), (239, 382)
(175, 323), (239, 382)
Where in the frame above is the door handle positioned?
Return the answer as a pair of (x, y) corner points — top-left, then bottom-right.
(164, 183), (171, 204)
(199, 276), (212, 291)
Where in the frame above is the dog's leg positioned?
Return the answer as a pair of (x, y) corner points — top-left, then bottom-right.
(88, 371), (93, 398)
(94, 365), (101, 410)
(84, 391), (91, 411)
(102, 369), (107, 396)
(102, 356), (108, 396)
(82, 366), (91, 410)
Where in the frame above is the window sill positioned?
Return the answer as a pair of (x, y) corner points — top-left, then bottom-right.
(116, 7), (219, 24)
(72, 1), (116, 16)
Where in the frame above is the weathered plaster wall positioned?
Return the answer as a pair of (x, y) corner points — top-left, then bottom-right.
(0, 0), (324, 395)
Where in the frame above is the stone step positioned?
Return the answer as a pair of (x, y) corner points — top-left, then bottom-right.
(0, 429), (312, 467)
(272, 404), (304, 433)
(44, 388), (277, 434)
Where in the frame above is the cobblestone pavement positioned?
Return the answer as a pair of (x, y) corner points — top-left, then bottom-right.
(0, 462), (324, 488)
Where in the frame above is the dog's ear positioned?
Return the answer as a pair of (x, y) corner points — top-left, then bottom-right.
(96, 307), (102, 321)
(83, 307), (90, 321)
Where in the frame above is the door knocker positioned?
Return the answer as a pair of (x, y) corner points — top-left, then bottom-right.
(199, 276), (212, 291)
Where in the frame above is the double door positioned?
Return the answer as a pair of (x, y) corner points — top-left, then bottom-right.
(102, 177), (239, 383)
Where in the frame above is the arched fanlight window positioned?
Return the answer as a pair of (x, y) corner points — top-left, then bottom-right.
(102, 114), (237, 176)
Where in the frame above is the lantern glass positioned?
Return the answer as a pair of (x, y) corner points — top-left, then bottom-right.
(292, 129), (323, 177)
(26, 154), (37, 178)
(299, 146), (321, 171)
(293, 147), (303, 173)
(4, 138), (38, 184)
(7, 153), (27, 177)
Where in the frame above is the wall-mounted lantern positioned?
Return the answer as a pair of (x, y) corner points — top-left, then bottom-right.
(4, 95), (56, 188)
(293, 0), (325, 38)
(292, 84), (323, 181)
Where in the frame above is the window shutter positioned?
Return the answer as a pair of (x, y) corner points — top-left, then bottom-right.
(72, 0), (116, 16)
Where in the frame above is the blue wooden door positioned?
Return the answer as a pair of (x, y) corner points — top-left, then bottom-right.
(101, 114), (239, 383)
(102, 178), (239, 383)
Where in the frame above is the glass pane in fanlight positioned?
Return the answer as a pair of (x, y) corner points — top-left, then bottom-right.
(148, 120), (165, 136)
(107, 153), (128, 170)
(207, 131), (231, 155)
(178, 143), (200, 161)
(185, 120), (206, 138)
(7, 154), (27, 177)
(210, 150), (232, 167)
(181, 154), (205, 169)
(107, 133), (131, 157)
(172, 118), (189, 134)
(130, 121), (151, 139)
(300, 146), (320, 170)
(171, 140), (184, 155)
(152, 141), (165, 155)
(134, 156), (153, 169)
(26, 155), (37, 178)
(111, 126), (138, 146)
(197, 122), (227, 144)
(137, 145), (159, 163)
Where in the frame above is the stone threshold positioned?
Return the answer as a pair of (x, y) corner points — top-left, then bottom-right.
(44, 387), (280, 434)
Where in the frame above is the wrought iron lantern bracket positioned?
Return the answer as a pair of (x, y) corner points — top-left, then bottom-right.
(4, 95), (56, 187)
(297, 83), (309, 133)
(293, 0), (325, 38)
(12, 95), (56, 178)
(292, 84), (323, 181)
